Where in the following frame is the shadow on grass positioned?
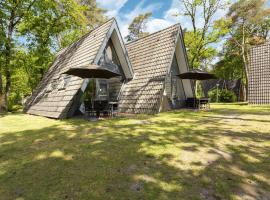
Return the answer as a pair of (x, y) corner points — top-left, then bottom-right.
(0, 112), (270, 200)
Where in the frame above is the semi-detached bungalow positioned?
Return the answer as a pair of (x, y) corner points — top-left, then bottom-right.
(24, 18), (194, 119)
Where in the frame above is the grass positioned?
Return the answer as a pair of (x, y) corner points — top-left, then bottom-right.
(0, 103), (270, 200)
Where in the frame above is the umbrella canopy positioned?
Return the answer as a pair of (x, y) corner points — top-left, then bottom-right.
(177, 69), (217, 80)
(63, 64), (121, 79)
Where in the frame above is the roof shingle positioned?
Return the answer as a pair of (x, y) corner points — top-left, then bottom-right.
(118, 24), (180, 114)
(24, 19), (115, 118)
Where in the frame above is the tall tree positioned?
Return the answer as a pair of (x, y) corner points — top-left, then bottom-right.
(220, 0), (270, 100)
(56, 0), (106, 48)
(176, 0), (230, 69)
(0, 0), (38, 111)
(125, 13), (152, 42)
(0, 0), (105, 111)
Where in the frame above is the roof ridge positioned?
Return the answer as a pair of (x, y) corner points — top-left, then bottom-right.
(126, 23), (181, 45)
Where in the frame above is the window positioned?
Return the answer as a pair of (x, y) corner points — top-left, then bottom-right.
(97, 79), (108, 100)
(46, 79), (57, 93)
(58, 75), (71, 90)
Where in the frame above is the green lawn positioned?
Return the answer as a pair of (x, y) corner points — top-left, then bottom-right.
(0, 104), (270, 200)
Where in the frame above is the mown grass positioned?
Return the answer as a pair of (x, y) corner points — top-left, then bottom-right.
(0, 104), (270, 200)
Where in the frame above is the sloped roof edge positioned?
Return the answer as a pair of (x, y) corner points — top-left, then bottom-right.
(126, 23), (181, 45)
(93, 18), (134, 79)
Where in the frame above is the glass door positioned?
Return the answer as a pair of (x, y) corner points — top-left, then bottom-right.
(96, 79), (109, 101)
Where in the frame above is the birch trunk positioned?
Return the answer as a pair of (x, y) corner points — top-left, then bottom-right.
(240, 22), (249, 102)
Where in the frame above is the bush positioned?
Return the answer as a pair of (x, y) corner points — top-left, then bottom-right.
(208, 89), (220, 102)
(8, 92), (23, 111)
(208, 89), (237, 103)
(220, 90), (237, 102)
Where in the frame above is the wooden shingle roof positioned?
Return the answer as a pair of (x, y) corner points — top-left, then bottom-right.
(24, 19), (116, 118)
(118, 24), (180, 114)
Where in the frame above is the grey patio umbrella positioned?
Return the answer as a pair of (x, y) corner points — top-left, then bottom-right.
(177, 69), (217, 80)
(63, 64), (121, 117)
(63, 64), (121, 79)
(177, 69), (217, 97)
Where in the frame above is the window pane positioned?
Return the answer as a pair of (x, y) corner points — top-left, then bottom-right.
(98, 80), (108, 96)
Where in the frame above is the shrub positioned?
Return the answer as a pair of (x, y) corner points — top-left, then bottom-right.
(208, 89), (220, 102)
(8, 92), (23, 111)
(220, 90), (237, 102)
(208, 89), (237, 103)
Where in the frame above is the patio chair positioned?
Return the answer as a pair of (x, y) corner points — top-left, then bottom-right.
(186, 98), (198, 108)
(84, 100), (96, 117)
(94, 100), (111, 118)
(198, 98), (210, 110)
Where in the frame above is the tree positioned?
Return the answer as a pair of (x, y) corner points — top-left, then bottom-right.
(218, 0), (270, 100)
(176, 0), (230, 69)
(125, 13), (152, 42)
(56, 0), (106, 48)
(0, 0), (39, 111)
(0, 0), (105, 111)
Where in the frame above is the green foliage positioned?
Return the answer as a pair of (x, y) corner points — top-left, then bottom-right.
(82, 80), (96, 101)
(0, 0), (105, 110)
(213, 45), (244, 81)
(125, 13), (152, 42)
(208, 88), (220, 102)
(178, 0), (230, 69)
(7, 93), (23, 111)
(184, 31), (218, 69)
(213, 0), (270, 101)
(195, 81), (204, 98)
(208, 89), (237, 102)
(220, 90), (237, 102)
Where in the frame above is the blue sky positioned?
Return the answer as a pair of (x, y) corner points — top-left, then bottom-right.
(96, 0), (227, 38)
(97, 0), (270, 39)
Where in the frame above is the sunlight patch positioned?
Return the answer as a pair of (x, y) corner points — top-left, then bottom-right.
(134, 174), (181, 192)
(230, 165), (248, 177)
(1, 140), (15, 145)
(35, 153), (47, 160)
(253, 173), (270, 185)
(49, 150), (73, 160)
(66, 132), (77, 138)
(241, 154), (261, 163)
(48, 134), (55, 139)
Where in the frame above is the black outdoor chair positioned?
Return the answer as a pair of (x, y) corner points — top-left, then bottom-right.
(198, 98), (210, 110)
(84, 100), (96, 117)
(185, 97), (210, 110)
(94, 100), (110, 118)
(186, 98), (198, 108)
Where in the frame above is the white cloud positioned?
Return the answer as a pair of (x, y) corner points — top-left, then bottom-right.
(96, 0), (128, 18)
(97, 0), (229, 39)
(163, 0), (229, 31)
(116, 0), (163, 38)
(145, 18), (174, 33)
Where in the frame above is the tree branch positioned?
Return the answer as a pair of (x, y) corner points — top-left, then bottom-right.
(14, 0), (37, 26)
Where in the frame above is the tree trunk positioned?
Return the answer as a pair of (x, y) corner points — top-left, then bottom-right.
(0, 73), (4, 112)
(4, 23), (14, 111)
(4, 68), (11, 110)
(0, 72), (2, 95)
(241, 23), (249, 102)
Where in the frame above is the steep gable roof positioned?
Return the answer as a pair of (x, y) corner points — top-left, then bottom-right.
(118, 24), (182, 114)
(25, 18), (133, 118)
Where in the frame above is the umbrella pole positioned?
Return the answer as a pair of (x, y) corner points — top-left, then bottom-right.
(195, 80), (197, 98)
(92, 78), (94, 115)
